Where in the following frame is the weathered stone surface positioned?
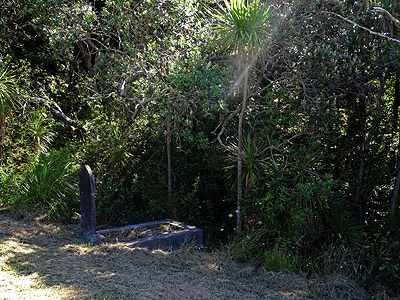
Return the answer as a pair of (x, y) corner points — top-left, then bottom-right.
(79, 165), (96, 233)
(124, 228), (203, 251)
(74, 227), (105, 245)
(98, 219), (203, 251)
(74, 165), (104, 245)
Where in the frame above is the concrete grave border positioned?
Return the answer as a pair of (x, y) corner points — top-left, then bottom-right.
(74, 165), (203, 251)
(98, 219), (203, 251)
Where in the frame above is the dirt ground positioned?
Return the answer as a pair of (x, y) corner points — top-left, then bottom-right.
(0, 209), (374, 300)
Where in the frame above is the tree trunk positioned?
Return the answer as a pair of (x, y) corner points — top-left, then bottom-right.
(390, 74), (400, 215)
(393, 76), (399, 129)
(0, 113), (5, 159)
(236, 60), (249, 237)
(353, 153), (366, 221)
(390, 158), (400, 215)
(166, 116), (172, 201)
(352, 96), (368, 223)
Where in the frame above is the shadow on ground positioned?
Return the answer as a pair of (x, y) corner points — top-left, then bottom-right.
(0, 210), (369, 300)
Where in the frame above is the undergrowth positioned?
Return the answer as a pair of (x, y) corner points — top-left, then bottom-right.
(1, 148), (80, 222)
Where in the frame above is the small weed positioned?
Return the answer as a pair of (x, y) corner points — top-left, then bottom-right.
(372, 291), (391, 300)
(230, 228), (269, 264)
(160, 224), (172, 231)
(264, 247), (300, 272)
(47, 274), (66, 285)
(88, 291), (122, 300)
(6, 257), (35, 276)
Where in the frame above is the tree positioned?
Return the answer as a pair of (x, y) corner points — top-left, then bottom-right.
(0, 68), (19, 159)
(211, 0), (271, 236)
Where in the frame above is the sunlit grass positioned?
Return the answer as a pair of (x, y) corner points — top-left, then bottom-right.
(0, 239), (82, 300)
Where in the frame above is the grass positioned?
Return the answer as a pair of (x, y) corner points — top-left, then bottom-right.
(0, 207), (375, 300)
(6, 258), (36, 276)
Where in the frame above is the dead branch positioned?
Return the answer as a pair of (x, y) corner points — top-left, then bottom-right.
(217, 127), (229, 150)
(212, 104), (242, 150)
(373, 7), (400, 25)
(85, 92), (116, 101)
(323, 11), (400, 44)
(27, 97), (87, 132)
(130, 97), (153, 121)
(119, 71), (146, 98)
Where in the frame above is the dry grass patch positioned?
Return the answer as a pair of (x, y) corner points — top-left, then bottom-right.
(0, 209), (370, 300)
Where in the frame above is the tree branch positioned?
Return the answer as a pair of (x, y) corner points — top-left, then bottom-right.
(373, 7), (400, 25)
(212, 105), (242, 150)
(130, 98), (153, 121)
(119, 71), (146, 98)
(27, 97), (87, 132)
(323, 11), (400, 44)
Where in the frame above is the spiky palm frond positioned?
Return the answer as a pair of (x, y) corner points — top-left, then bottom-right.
(0, 68), (19, 115)
(211, 0), (271, 58)
(224, 136), (261, 193)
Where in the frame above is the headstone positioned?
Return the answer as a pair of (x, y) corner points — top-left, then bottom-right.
(74, 165), (105, 245)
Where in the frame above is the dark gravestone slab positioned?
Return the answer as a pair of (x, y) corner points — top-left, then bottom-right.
(74, 165), (104, 245)
(98, 220), (203, 251)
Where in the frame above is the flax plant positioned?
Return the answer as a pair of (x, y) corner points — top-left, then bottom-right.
(211, 0), (271, 236)
(0, 68), (19, 158)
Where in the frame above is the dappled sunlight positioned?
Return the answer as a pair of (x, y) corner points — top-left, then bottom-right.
(150, 248), (173, 256)
(269, 290), (312, 300)
(0, 239), (39, 256)
(0, 240), (82, 300)
(227, 56), (258, 97)
(0, 212), (369, 299)
(92, 270), (117, 279)
(0, 271), (81, 300)
(206, 262), (223, 272)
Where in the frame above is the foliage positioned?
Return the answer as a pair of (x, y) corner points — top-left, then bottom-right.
(95, 176), (141, 227)
(1, 0), (400, 294)
(0, 67), (19, 114)
(210, 0), (271, 57)
(264, 247), (301, 273)
(0, 158), (19, 203)
(326, 207), (364, 249)
(224, 136), (261, 193)
(210, 0), (272, 237)
(13, 148), (79, 222)
(230, 227), (268, 264)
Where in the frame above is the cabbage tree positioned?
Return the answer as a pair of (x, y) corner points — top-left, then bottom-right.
(0, 68), (19, 158)
(211, 0), (271, 236)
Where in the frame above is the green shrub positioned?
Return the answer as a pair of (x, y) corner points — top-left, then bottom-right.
(230, 228), (269, 264)
(264, 247), (301, 272)
(0, 158), (20, 204)
(325, 207), (364, 249)
(14, 148), (79, 222)
(365, 233), (400, 293)
(95, 176), (142, 227)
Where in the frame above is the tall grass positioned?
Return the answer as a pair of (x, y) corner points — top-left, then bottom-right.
(14, 148), (79, 222)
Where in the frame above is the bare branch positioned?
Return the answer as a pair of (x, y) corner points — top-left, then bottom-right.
(323, 11), (400, 44)
(248, 78), (276, 99)
(216, 127), (229, 150)
(77, 37), (126, 55)
(27, 97), (87, 132)
(130, 98), (153, 121)
(212, 105), (242, 150)
(373, 7), (400, 25)
(119, 71), (146, 98)
(85, 92), (116, 101)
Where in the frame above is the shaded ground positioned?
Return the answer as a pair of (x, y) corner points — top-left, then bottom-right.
(0, 210), (372, 300)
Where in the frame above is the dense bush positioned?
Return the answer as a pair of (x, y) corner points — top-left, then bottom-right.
(1, 0), (400, 295)
(12, 148), (79, 222)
